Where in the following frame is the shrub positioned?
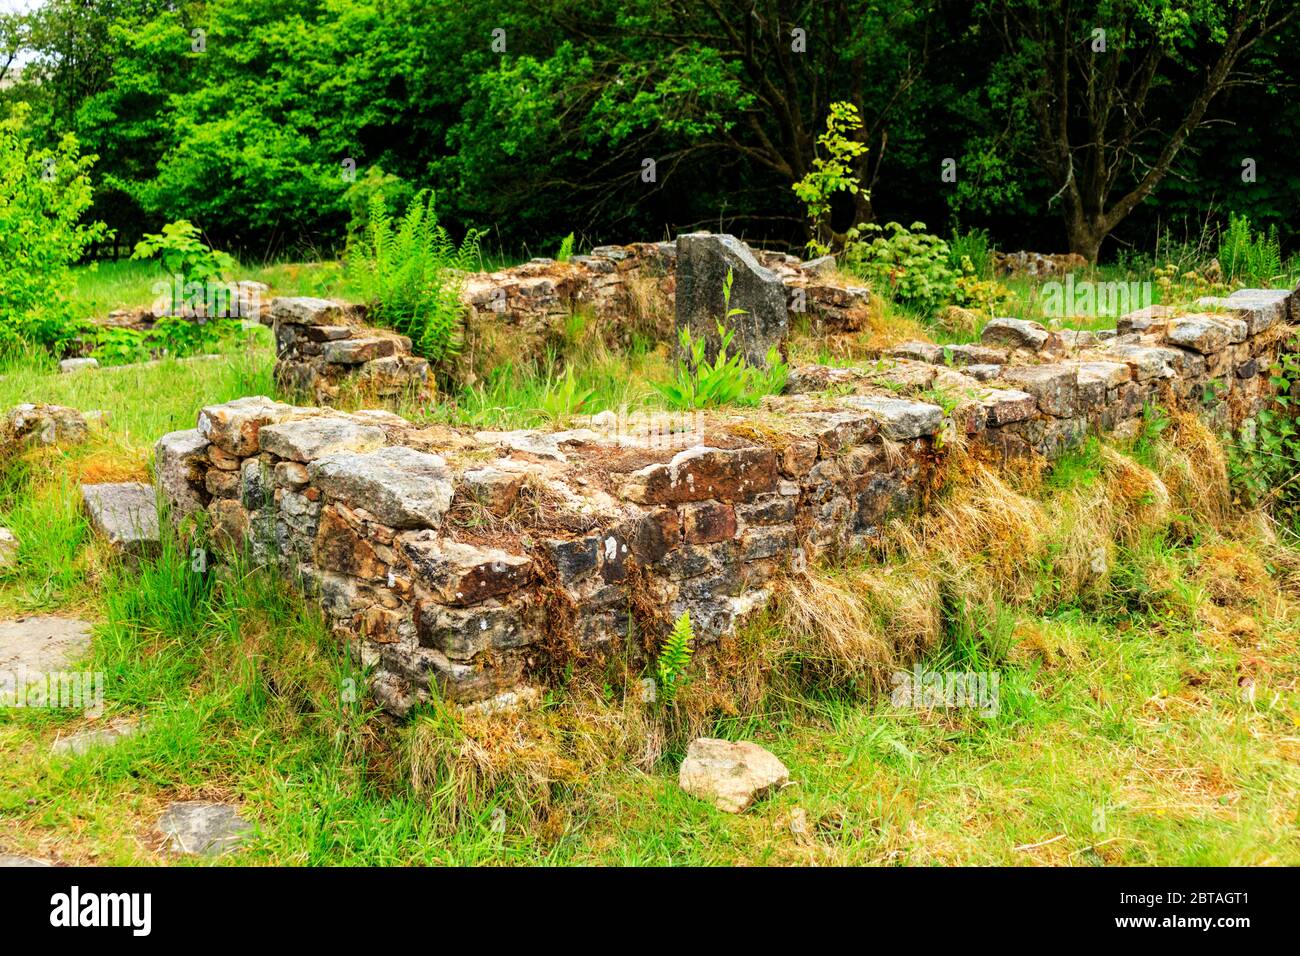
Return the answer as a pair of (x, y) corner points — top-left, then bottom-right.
(347, 190), (482, 364)
(843, 221), (958, 314)
(1229, 341), (1300, 531)
(0, 107), (107, 356)
(132, 220), (234, 285)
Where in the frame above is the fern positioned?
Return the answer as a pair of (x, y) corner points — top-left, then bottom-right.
(556, 231), (575, 263)
(657, 610), (695, 701)
(1217, 214), (1283, 287)
(347, 190), (483, 363)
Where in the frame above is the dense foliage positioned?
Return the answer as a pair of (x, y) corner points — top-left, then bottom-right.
(1, 0), (1296, 261)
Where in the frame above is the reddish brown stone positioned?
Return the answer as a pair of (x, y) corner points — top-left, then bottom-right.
(314, 505), (389, 581)
(681, 501), (738, 544)
(622, 446), (778, 505)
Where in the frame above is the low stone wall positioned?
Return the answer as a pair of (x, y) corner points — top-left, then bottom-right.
(154, 284), (1298, 714)
(265, 297), (433, 405)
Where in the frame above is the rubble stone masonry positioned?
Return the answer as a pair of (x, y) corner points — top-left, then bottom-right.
(161, 281), (1298, 714)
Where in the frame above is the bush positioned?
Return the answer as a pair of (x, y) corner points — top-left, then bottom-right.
(1230, 341), (1300, 531)
(844, 221), (958, 314)
(0, 107), (107, 356)
(347, 190), (482, 363)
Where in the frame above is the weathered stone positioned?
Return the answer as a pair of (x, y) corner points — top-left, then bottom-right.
(982, 389), (1038, 426)
(158, 801), (253, 857)
(997, 365), (1079, 417)
(271, 296), (358, 326)
(81, 483), (160, 554)
(153, 429), (210, 518)
(258, 417), (386, 462)
(59, 357), (98, 373)
(209, 498), (250, 549)
(205, 468), (240, 499)
(273, 461), (310, 490)
(51, 717), (143, 756)
(322, 336), (405, 365)
(678, 737), (790, 813)
(0, 527), (18, 568)
(622, 445), (778, 505)
(415, 600), (533, 659)
(1067, 361), (1132, 389)
(198, 396), (314, 456)
(981, 317), (1058, 352)
(3, 403), (90, 448)
(1101, 343), (1181, 381)
(838, 396), (944, 439)
(797, 409), (880, 454)
(945, 343), (1010, 367)
(0, 616), (92, 677)
(887, 341), (943, 364)
(309, 446), (454, 528)
(314, 506), (388, 580)
(681, 501), (738, 544)
(459, 467), (525, 516)
(0, 855), (53, 866)
(1198, 289), (1290, 335)
(399, 532), (533, 605)
(675, 233), (789, 367)
(543, 535), (601, 581)
(1165, 316), (1231, 354)
(240, 458), (273, 511)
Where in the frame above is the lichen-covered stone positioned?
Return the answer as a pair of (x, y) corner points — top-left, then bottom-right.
(258, 416), (387, 462)
(309, 446), (454, 528)
(198, 395), (314, 456)
(154, 428), (210, 518)
(675, 233), (789, 367)
(399, 532), (533, 605)
(622, 445), (779, 505)
(81, 483), (160, 554)
(838, 396), (944, 440)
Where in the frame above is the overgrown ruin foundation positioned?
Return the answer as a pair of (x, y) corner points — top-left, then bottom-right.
(153, 277), (1299, 713)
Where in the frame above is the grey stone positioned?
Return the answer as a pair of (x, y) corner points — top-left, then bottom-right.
(154, 429), (210, 519)
(945, 343), (1010, 366)
(1165, 316), (1231, 354)
(271, 296), (357, 326)
(678, 738), (790, 813)
(59, 357), (98, 374)
(81, 483), (160, 554)
(801, 254), (837, 276)
(982, 389), (1038, 426)
(1101, 343), (1181, 381)
(158, 801), (253, 857)
(0, 616), (92, 674)
(997, 365), (1079, 417)
(198, 395), (317, 457)
(0, 855), (53, 866)
(887, 341), (943, 364)
(51, 717), (143, 756)
(0, 527), (17, 569)
(3, 403), (89, 448)
(981, 317), (1056, 351)
(1067, 361), (1132, 389)
(675, 233), (789, 367)
(415, 600), (533, 659)
(398, 532), (533, 606)
(321, 336), (404, 365)
(963, 363), (1002, 381)
(1117, 305), (1174, 335)
(257, 417), (387, 462)
(838, 396), (944, 439)
(308, 446), (454, 528)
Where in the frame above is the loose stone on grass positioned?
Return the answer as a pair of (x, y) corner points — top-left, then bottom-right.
(158, 801), (254, 857)
(81, 483), (161, 554)
(678, 737), (790, 813)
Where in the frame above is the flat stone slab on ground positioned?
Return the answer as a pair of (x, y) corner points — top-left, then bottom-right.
(0, 854), (53, 866)
(0, 616), (93, 673)
(678, 737), (790, 813)
(81, 482), (161, 554)
(158, 801), (253, 857)
(51, 717), (143, 756)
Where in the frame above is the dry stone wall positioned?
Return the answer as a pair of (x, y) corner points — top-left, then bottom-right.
(154, 283), (1298, 715)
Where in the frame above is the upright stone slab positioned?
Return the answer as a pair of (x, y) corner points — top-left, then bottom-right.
(675, 233), (788, 368)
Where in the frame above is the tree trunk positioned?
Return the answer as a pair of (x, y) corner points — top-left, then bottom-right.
(1066, 213), (1105, 264)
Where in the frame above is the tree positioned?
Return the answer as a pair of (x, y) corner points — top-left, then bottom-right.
(983, 0), (1296, 262)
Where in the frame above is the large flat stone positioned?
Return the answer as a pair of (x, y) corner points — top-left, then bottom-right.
(838, 395), (944, 439)
(81, 483), (160, 554)
(308, 446), (454, 528)
(981, 317), (1058, 352)
(398, 532), (533, 606)
(675, 233), (789, 368)
(997, 365), (1079, 417)
(258, 417), (387, 462)
(271, 296), (359, 326)
(0, 616), (93, 674)
(621, 445), (779, 505)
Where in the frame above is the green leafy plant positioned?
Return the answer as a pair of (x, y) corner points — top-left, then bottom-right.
(347, 189), (482, 363)
(0, 107), (107, 356)
(132, 220), (234, 285)
(534, 366), (596, 423)
(654, 269), (788, 409)
(556, 232), (575, 262)
(1217, 214), (1282, 287)
(844, 221), (958, 314)
(657, 610), (695, 701)
(1230, 342), (1300, 530)
(791, 101), (869, 257)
